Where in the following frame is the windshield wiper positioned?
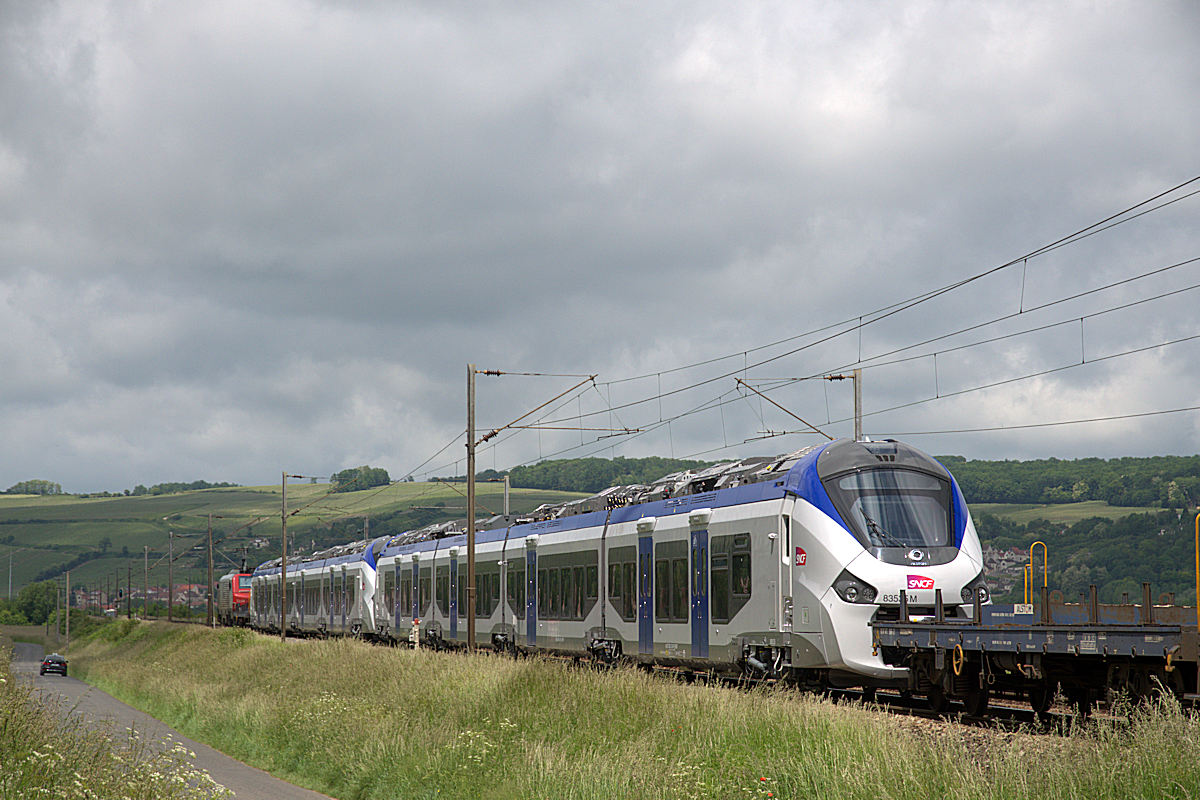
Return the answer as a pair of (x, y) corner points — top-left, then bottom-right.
(860, 510), (906, 548)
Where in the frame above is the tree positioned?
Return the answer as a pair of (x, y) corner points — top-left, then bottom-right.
(5, 479), (63, 495)
(16, 580), (57, 625)
(331, 466), (391, 493)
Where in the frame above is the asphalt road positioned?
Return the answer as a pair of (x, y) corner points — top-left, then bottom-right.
(11, 642), (335, 800)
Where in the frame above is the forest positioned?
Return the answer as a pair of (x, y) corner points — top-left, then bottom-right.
(939, 453), (1200, 508)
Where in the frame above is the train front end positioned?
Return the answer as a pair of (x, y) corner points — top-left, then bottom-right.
(783, 438), (985, 686)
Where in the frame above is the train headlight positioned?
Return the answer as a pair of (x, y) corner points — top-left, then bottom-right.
(833, 570), (878, 604)
(960, 573), (989, 604)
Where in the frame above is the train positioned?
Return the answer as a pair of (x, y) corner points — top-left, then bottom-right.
(239, 437), (988, 694)
(216, 570), (252, 627)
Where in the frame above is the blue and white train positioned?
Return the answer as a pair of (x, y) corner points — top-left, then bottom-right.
(248, 438), (987, 691)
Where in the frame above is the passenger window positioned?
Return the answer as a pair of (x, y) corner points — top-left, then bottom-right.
(608, 546), (637, 622)
(710, 534), (752, 623)
(436, 565), (449, 615)
(419, 568), (431, 616)
(655, 559), (671, 620)
(548, 569), (561, 619)
(654, 541), (688, 623)
(507, 566), (525, 619)
(400, 572), (412, 617)
(457, 563), (466, 615)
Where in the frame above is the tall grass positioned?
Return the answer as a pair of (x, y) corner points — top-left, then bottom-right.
(71, 621), (1200, 800)
(0, 637), (231, 799)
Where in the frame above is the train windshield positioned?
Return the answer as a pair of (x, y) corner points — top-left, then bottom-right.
(825, 468), (951, 549)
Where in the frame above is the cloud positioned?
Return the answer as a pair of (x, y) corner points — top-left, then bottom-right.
(1, 1), (1198, 490)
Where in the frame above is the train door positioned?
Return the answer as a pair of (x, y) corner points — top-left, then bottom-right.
(638, 534), (653, 655)
(525, 537), (538, 647)
(449, 547), (459, 639)
(690, 526), (710, 659)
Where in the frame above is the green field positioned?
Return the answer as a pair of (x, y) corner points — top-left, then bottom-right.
(0, 483), (585, 596)
(62, 620), (1200, 800)
(969, 500), (1155, 525)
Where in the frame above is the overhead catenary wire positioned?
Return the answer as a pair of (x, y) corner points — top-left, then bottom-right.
(396, 176), (1200, 479)
(540, 176), (1200, 426)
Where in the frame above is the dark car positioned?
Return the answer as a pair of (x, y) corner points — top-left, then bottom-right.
(39, 653), (67, 676)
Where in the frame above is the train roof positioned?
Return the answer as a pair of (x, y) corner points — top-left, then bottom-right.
(250, 438), (962, 574)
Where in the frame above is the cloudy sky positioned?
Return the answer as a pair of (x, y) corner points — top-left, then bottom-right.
(2, 1), (1198, 492)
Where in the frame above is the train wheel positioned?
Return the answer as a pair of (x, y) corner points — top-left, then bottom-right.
(860, 686), (877, 704)
(964, 684), (989, 716)
(1028, 683), (1054, 723)
(1067, 688), (1094, 719)
(926, 685), (949, 714)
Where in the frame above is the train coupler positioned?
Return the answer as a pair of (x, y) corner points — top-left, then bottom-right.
(587, 638), (622, 663)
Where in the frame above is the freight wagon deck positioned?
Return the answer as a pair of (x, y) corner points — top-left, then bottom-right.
(870, 586), (1200, 715)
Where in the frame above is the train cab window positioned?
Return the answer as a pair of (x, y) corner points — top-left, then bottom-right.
(823, 468), (951, 550)
(710, 534), (752, 623)
(507, 565), (526, 619)
(436, 565), (450, 615)
(237, 576), (251, 590)
(608, 546), (637, 622)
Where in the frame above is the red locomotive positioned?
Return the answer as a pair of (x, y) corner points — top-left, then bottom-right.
(217, 570), (252, 626)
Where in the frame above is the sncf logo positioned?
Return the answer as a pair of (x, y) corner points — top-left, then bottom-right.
(907, 575), (935, 590)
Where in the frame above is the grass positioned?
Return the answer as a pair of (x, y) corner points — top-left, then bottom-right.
(66, 620), (1200, 800)
(0, 633), (232, 799)
(969, 500), (1155, 525)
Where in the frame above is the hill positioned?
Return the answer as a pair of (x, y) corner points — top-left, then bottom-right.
(0, 482), (585, 598)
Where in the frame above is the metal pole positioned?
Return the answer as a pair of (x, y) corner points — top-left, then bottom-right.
(503, 475), (510, 517)
(144, 546), (149, 619)
(65, 570), (70, 652)
(467, 363), (477, 652)
(7, 549), (11, 600)
(127, 562), (132, 619)
(853, 367), (863, 441)
(168, 530), (174, 622)
(55, 577), (61, 640)
(207, 513), (215, 627)
(281, 471), (288, 642)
